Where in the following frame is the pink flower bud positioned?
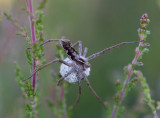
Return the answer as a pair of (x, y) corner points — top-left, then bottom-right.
(142, 13), (148, 18)
(36, 61), (40, 65)
(142, 24), (146, 29)
(26, 36), (29, 40)
(137, 28), (141, 33)
(29, 42), (34, 45)
(143, 19), (147, 23)
(140, 34), (145, 40)
(22, 32), (26, 36)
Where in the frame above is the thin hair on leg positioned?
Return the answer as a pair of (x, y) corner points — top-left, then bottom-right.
(71, 41), (82, 56)
(87, 40), (143, 61)
(78, 41), (82, 56)
(72, 41), (81, 47)
(82, 47), (88, 57)
(40, 39), (60, 46)
(84, 76), (106, 108)
(23, 59), (71, 81)
(57, 69), (74, 85)
(73, 79), (82, 108)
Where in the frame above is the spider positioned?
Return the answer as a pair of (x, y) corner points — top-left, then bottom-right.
(24, 38), (141, 108)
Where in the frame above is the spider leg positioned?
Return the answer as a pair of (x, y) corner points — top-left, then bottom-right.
(82, 47), (88, 57)
(23, 59), (71, 81)
(25, 39), (60, 50)
(73, 78), (82, 108)
(39, 39), (60, 46)
(87, 40), (143, 61)
(72, 41), (81, 47)
(57, 69), (74, 85)
(71, 41), (82, 56)
(84, 76), (106, 108)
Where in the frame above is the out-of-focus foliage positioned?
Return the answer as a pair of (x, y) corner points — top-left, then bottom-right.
(0, 0), (13, 10)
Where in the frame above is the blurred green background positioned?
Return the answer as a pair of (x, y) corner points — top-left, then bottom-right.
(0, 0), (160, 118)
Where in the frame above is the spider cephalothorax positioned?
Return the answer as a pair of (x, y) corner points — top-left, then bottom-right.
(24, 38), (141, 108)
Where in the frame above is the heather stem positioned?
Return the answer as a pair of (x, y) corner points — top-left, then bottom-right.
(60, 86), (64, 102)
(118, 43), (142, 104)
(28, 0), (37, 117)
(28, 0), (37, 92)
(111, 13), (150, 118)
(111, 42), (142, 118)
(155, 114), (158, 118)
(60, 86), (67, 118)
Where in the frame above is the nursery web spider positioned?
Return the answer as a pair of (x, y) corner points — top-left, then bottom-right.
(24, 38), (141, 108)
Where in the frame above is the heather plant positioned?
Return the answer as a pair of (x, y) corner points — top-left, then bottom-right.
(3, 1), (72, 117)
(1, 1), (159, 118)
(3, 0), (47, 117)
(47, 42), (73, 118)
(108, 14), (158, 118)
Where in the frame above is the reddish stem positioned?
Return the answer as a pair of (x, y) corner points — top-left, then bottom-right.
(28, 0), (37, 92)
(60, 86), (64, 102)
(111, 40), (143, 118)
(60, 86), (67, 118)
(154, 114), (158, 118)
(28, 1), (37, 118)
